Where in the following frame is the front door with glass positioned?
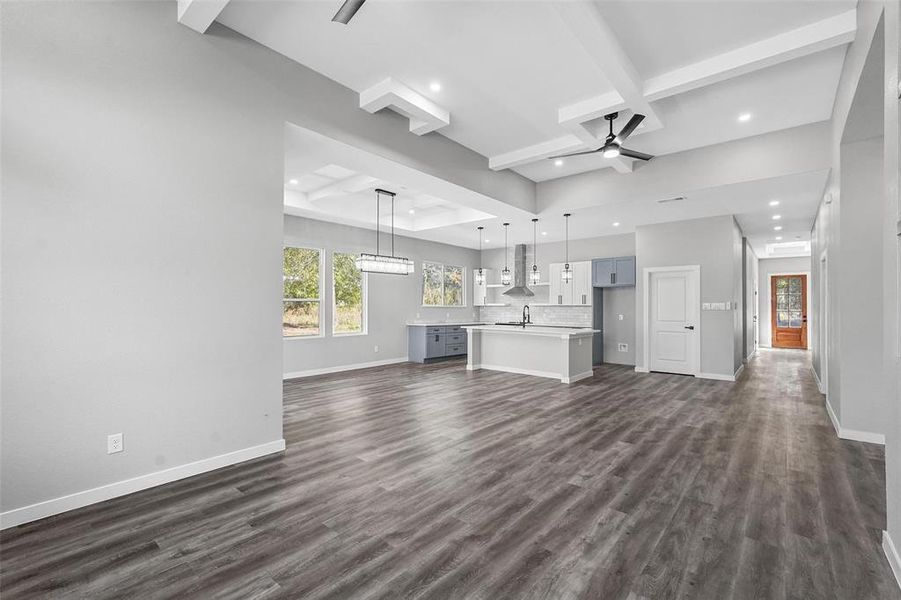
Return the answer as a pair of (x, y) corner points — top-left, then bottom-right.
(771, 274), (808, 349)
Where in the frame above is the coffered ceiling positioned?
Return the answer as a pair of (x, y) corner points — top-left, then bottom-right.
(216, 0), (856, 182)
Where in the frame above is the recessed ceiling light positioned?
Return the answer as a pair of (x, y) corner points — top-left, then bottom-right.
(769, 200), (780, 206)
(776, 236), (783, 240)
(772, 214), (782, 220)
(774, 225), (783, 231)
(738, 113), (752, 122)
(612, 222), (621, 227)
(541, 231), (548, 236)
(485, 239), (490, 243)
(554, 159), (564, 167)
(408, 209), (415, 214)
(288, 179), (298, 185)
(429, 81), (441, 92)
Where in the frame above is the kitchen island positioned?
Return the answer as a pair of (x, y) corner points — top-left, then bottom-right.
(464, 325), (598, 384)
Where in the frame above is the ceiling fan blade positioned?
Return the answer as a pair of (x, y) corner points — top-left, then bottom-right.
(619, 147), (654, 161)
(332, 0), (366, 23)
(615, 114), (645, 143)
(548, 148), (602, 159)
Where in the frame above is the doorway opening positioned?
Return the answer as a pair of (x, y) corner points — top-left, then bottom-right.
(771, 274), (808, 349)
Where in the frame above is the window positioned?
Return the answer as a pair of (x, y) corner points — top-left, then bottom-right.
(283, 247), (321, 337)
(775, 276), (802, 328)
(422, 261), (465, 307)
(333, 252), (366, 335)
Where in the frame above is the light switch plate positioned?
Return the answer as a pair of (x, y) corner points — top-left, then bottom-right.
(618, 314), (624, 321)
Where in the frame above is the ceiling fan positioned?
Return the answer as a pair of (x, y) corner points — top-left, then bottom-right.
(550, 112), (654, 162)
(332, 0), (366, 24)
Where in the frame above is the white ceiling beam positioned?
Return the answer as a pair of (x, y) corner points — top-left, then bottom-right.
(491, 9), (856, 173)
(359, 78), (450, 136)
(306, 174), (380, 202)
(177, 0), (230, 34)
(643, 9), (857, 102)
(489, 135), (585, 171)
(554, 2), (662, 131)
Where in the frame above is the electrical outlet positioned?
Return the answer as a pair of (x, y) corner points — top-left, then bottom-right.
(415, 312), (420, 319)
(374, 345), (379, 353)
(618, 343), (628, 352)
(107, 433), (123, 454)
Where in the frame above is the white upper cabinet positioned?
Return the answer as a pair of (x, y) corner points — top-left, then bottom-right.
(549, 261), (591, 305)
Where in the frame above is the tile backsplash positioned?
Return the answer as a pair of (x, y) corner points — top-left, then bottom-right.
(479, 300), (592, 327)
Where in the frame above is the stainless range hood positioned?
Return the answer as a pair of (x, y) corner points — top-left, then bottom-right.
(502, 244), (535, 297)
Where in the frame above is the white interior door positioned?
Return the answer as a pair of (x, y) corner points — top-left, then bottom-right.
(649, 268), (700, 375)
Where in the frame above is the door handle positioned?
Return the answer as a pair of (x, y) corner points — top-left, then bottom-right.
(612, 272), (617, 285)
(684, 325), (695, 330)
(610, 273), (614, 285)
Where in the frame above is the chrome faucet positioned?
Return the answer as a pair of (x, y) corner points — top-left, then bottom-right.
(522, 304), (531, 327)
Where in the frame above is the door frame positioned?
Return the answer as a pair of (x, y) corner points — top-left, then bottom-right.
(767, 271), (811, 349)
(642, 265), (701, 376)
(819, 251), (828, 395)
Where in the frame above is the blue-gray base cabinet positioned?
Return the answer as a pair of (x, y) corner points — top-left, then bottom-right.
(592, 256), (636, 287)
(408, 325), (469, 363)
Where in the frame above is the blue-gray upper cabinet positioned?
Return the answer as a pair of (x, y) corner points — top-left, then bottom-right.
(592, 256), (636, 287)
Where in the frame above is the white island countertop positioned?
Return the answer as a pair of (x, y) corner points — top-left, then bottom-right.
(465, 325), (598, 383)
(464, 325), (598, 338)
(406, 322), (488, 327)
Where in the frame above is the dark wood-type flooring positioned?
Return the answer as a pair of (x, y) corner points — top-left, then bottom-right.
(2, 349), (899, 599)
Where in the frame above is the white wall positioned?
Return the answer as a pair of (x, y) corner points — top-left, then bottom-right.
(478, 233), (637, 365)
(757, 257), (812, 348)
(283, 216), (480, 376)
(0, 1), (532, 524)
(635, 216), (744, 379)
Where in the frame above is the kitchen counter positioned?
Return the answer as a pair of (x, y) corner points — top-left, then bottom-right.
(464, 324), (596, 338)
(464, 325), (599, 384)
(406, 322), (487, 327)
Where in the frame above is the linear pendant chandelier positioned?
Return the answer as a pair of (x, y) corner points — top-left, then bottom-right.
(356, 188), (414, 275)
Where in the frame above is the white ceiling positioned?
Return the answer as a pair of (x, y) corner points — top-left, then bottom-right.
(286, 122), (825, 258)
(218, 0), (854, 182)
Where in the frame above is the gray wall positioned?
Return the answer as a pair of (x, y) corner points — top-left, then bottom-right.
(809, 0), (900, 553)
(838, 137), (887, 435)
(743, 240), (760, 359)
(757, 257), (812, 348)
(635, 216), (743, 378)
(1, 1), (532, 517)
(882, 0), (900, 558)
(478, 233), (637, 365)
(283, 216), (480, 375)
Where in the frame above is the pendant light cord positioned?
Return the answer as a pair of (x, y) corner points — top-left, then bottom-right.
(375, 190), (380, 256)
(391, 194), (395, 258)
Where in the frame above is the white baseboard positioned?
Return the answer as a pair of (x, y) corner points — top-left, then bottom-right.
(733, 364), (745, 380)
(0, 438), (286, 530)
(470, 363), (565, 382)
(284, 357), (407, 380)
(634, 366), (649, 373)
(884, 530), (901, 592)
(564, 370), (594, 384)
(823, 397), (886, 445)
(697, 371), (737, 381)
(812, 367), (825, 394)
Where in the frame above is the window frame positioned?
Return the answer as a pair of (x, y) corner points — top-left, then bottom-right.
(421, 260), (467, 308)
(332, 251), (368, 337)
(283, 245), (325, 340)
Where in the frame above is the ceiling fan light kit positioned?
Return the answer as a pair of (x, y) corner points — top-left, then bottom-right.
(549, 112), (654, 163)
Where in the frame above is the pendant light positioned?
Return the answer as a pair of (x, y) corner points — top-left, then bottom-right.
(355, 189), (415, 275)
(501, 222), (512, 286)
(529, 218), (541, 285)
(562, 213), (573, 283)
(475, 226), (486, 286)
